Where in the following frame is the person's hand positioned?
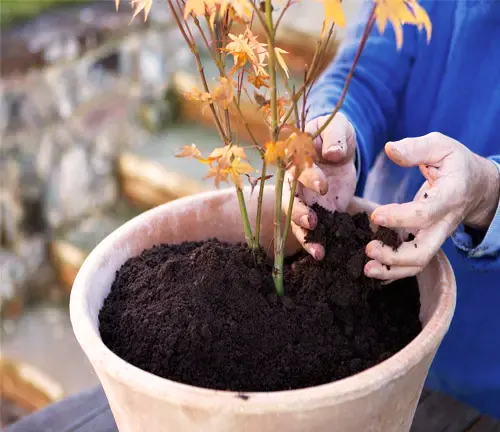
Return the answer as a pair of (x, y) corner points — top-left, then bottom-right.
(365, 132), (500, 281)
(283, 113), (357, 260)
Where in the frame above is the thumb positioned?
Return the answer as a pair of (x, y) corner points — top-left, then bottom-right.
(385, 133), (454, 167)
(320, 113), (356, 163)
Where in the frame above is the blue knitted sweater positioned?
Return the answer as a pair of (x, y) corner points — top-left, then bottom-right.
(308, 0), (500, 417)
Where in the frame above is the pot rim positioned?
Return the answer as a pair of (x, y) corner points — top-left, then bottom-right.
(70, 187), (456, 413)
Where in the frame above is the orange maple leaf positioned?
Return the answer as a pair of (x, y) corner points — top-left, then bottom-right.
(205, 154), (253, 189)
(248, 74), (270, 89)
(175, 144), (213, 164)
(224, 29), (268, 76)
(260, 96), (291, 120)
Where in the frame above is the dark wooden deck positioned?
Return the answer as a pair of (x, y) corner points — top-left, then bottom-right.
(6, 386), (500, 431)
(412, 390), (500, 432)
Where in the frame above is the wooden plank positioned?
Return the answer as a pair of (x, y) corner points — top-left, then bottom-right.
(467, 416), (500, 432)
(411, 391), (481, 432)
(418, 388), (431, 403)
(6, 386), (116, 432)
(7, 385), (499, 432)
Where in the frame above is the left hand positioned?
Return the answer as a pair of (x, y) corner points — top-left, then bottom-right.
(365, 132), (500, 281)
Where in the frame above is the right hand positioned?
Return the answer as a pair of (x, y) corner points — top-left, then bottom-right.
(283, 113), (358, 260)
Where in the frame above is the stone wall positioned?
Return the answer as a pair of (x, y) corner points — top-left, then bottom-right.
(0, 0), (186, 315)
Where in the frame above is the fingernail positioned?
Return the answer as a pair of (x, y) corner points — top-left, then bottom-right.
(308, 246), (324, 261)
(313, 180), (322, 194)
(300, 215), (310, 228)
(372, 214), (386, 226)
(367, 267), (381, 277)
(366, 245), (379, 260)
(324, 145), (342, 160)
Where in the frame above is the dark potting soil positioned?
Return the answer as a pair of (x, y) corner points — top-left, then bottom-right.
(99, 205), (421, 393)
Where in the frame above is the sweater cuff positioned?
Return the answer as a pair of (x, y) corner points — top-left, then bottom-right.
(451, 158), (500, 258)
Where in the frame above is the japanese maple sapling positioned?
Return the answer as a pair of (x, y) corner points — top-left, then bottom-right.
(116, 0), (432, 296)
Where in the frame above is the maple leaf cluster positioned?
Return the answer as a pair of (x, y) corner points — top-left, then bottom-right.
(323, 0), (432, 49)
(116, 0), (434, 294)
(175, 144), (253, 189)
(264, 129), (316, 173)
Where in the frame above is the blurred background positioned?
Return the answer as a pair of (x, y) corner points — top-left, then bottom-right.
(0, 0), (361, 427)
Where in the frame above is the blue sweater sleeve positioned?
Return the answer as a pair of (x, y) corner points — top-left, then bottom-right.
(306, 1), (421, 195)
(451, 156), (500, 270)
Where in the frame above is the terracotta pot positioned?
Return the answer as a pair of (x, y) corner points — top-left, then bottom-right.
(70, 186), (456, 432)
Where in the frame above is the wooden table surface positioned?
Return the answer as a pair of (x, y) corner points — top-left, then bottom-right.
(6, 386), (500, 432)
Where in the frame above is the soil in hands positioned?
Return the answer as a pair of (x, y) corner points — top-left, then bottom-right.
(99, 204), (421, 393)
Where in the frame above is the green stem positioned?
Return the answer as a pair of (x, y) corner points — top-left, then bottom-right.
(272, 166), (285, 296)
(254, 158), (267, 248)
(265, 1), (278, 139)
(263, 0), (284, 295)
(281, 175), (298, 252)
(237, 188), (255, 248)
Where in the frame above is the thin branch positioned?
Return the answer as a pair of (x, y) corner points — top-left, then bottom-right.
(278, 22), (335, 128)
(167, 0), (229, 143)
(232, 97), (263, 151)
(249, 0), (273, 40)
(274, 0), (293, 34)
(265, 2), (278, 139)
(312, 8), (375, 140)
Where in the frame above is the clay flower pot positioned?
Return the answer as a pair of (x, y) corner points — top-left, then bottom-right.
(70, 186), (456, 432)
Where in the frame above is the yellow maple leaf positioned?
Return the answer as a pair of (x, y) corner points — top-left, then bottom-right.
(374, 0), (432, 49)
(320, 0), (345, 27)
(264, 140), (287, 165)
(229, 157), (253, 189)
(209, 145), (247, 162)
(409, 0), (432, 42)
(274, 47), (289, 79)
(211, 77), (234, 110)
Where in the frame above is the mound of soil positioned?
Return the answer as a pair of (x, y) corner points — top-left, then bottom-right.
(99, 206), (421, 393)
